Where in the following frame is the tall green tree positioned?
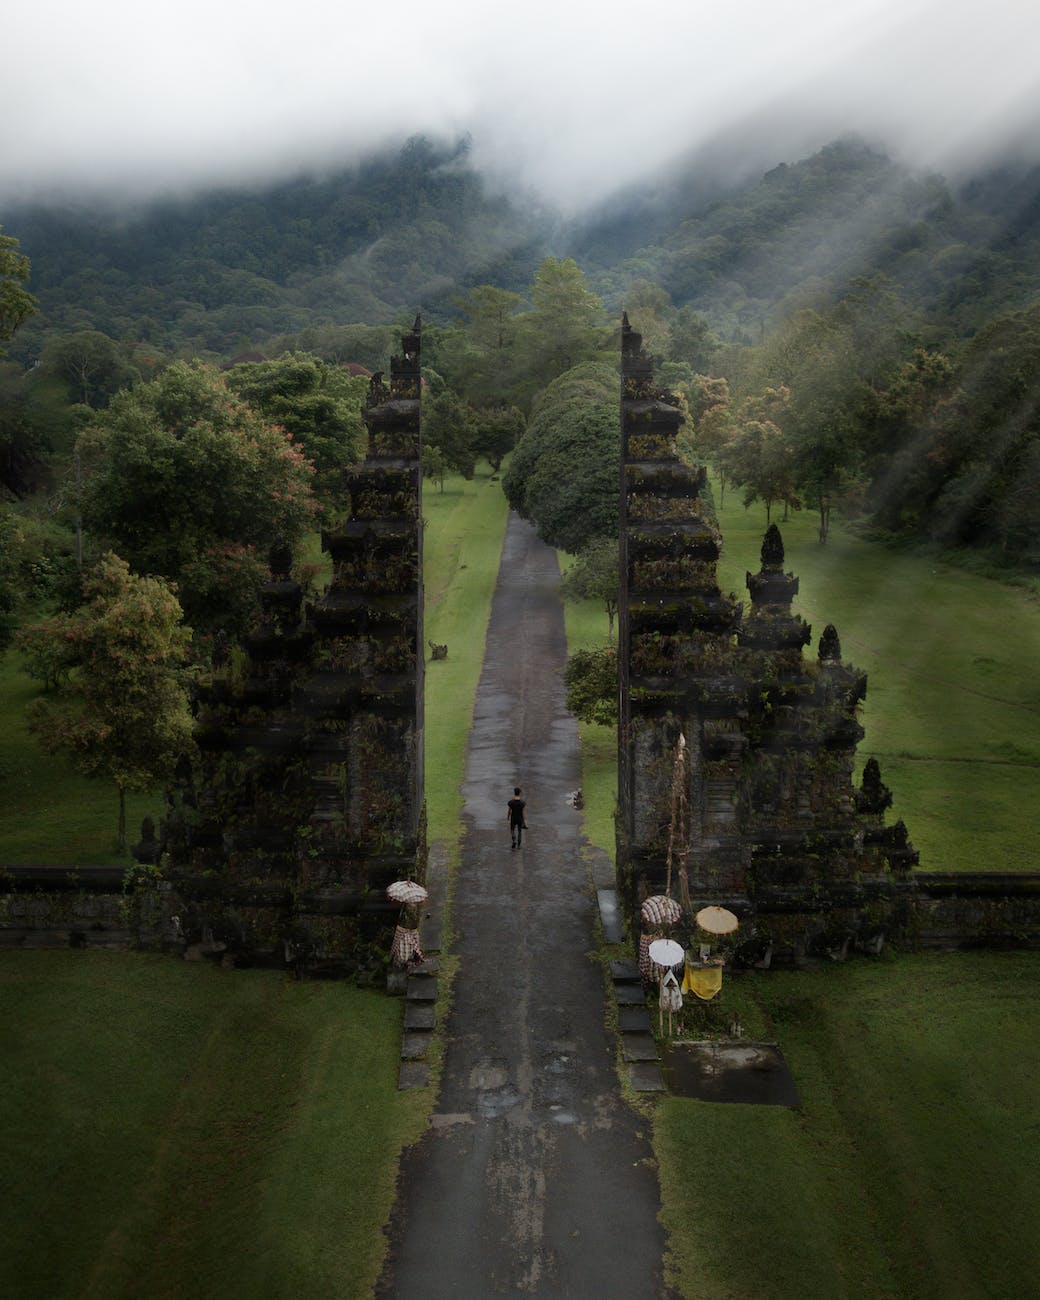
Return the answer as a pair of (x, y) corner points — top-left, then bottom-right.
(423, 387), (477, 479)
(224, 352), (367, 507)
(517, 258), (608, 392)
(560, 537), (620, 637)
(22, 553), (194, 849)
(77, 361), (316, 625)
(39, 330), (140, 409)
(0, 227), (37, 356)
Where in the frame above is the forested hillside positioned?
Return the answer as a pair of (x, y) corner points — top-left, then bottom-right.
(5, 135), (1040, 365)
(2, 131), (1039, 588)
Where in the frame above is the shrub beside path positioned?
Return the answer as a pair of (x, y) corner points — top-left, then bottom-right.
(378, 513), (675, 1297)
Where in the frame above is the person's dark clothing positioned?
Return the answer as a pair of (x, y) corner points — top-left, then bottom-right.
(507, 796), (526, 848)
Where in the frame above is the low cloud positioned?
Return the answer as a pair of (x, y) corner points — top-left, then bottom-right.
(4, 0), (1039, 207)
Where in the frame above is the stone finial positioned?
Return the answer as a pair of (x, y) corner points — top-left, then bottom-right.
(622, 311), (631, 332)
(269, 539), (293, 578)
(132, 815), (161, 864)
(818, 623), (842, 662)
(856, 756), (893, 815)
(761, 524), (785, 570)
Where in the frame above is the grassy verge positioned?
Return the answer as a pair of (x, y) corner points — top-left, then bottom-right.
(656, 950), (1040, 1299)
(556, 557), (616, 862)
(712, 487), (1040, 872)
(422, 468), (510, 847)
(0, 951), (428, 1300)
(0, 647), (157, 864)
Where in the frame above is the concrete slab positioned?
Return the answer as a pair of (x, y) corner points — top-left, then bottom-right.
(618, 1006), (653, 1034)
(406, 977), (438, 1001)
(629, 1061), (667, 1092)
(614, 984), (647, 1005)
(397, 1061), (430, 1090)
(662, 1040), (801, 1106)
(610, 958), (640, 982)
(402, 1003), (435, 1031)
(622, 1033), (661, 1063)
(401, 1032), (432, 1061)
(598, 888), (626, 944)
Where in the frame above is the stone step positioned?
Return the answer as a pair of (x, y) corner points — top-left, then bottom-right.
(398, 1061), (429, 1090)
(406, 976), (438, 1001)
(610, 959), (640, 983)
(628, 1061), (667, 1093)
(618, 1006), (653, 1034)
(614, 984), (647, 1006)
(401, 1032), (432, 1061)
(409, 957), (440, 976)
(598, 889), (625, 945)
(403, 1003), (436, 1031)
(622, 1034), (660, 1063)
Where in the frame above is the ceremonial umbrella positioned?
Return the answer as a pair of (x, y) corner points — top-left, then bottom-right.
(695, 905), (739, 935)
(648, 938), (685, 968)
(386, 880), (428, 906)
(641, 895), (682, 928)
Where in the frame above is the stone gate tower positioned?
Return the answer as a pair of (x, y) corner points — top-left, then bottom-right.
(617, 316), (918, 958)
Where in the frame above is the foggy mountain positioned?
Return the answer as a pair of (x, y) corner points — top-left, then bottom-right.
(3, 134), (1040, 363)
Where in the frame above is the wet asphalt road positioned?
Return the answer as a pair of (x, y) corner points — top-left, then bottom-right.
(377, 514), (673, 1299)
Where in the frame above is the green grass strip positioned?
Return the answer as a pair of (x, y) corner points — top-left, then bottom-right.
(0, 951), (427, 1299)
(422, 468), (510, 849)
(656, 951), (1040, 1299)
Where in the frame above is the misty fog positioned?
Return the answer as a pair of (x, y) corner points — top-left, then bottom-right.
(4, 0), (1039, 208)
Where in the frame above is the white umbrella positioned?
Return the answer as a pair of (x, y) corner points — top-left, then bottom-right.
(695, 905), (739, 935)
(648, 938), (685, 967)
(386, 880), (428, 906)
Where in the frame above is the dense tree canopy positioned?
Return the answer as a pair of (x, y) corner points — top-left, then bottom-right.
(77, 361), (316, 626)
(224, 352), (367, 506)
(502, 362), (619, 553)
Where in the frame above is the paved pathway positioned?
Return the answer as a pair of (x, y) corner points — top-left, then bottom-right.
(378, 514), (674, 1298)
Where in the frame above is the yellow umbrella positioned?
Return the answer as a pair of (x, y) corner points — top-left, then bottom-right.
(695, 905), (739, 935)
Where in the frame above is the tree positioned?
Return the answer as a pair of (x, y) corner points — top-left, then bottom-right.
(22, 553), (194, 849)
(560, 538), (620, 638)
(77, 361), (316, 612)
(563, 646), (617, 726)
(224, 353), (367, 507)
(39, 330), (140, 409)
(423, 387), (477, 479)
(472, 405), (524, 473)
(422, 444), (448, 492)
(502, 362), (619, 553)
(516, 258), (608, 393)
(0, 227), (37, 356)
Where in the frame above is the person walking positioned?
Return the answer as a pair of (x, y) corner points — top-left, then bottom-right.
(507, 786), (527, 849)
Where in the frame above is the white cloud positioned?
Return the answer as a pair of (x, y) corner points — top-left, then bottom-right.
(3, 0), (1039, 205)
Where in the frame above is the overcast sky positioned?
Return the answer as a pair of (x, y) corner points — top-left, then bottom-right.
(4, 0), (1039, 208)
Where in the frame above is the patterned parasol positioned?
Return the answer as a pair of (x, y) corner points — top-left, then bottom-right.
(387, 880), (429, 906)
(641, 894), (682, 927)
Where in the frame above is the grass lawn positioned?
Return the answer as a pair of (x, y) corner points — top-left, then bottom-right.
(655, 950), (1040, 1299)
(0, 950), (427, 1300)
(422, 467), (511, 847)
(0, 647), (157, 865)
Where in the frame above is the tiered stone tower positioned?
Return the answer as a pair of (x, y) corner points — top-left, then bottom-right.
(618, 316), (918, 958)
(168, 321), (425, 970)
